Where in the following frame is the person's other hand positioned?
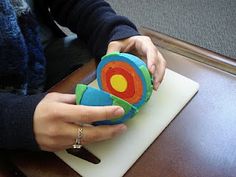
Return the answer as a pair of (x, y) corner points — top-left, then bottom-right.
(107, 35), (166, 90)
(33, 92), (126, 151)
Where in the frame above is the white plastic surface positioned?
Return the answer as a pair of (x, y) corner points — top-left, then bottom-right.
(55, 69), (199, 177)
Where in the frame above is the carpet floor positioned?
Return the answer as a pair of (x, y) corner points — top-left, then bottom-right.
(107, 0), (236, 59)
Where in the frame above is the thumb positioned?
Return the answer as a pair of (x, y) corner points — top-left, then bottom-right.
(106, 41), (122, 54)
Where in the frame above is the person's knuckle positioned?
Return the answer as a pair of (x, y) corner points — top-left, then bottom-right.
(141, 36), (152, 43)
(48, 108), (61, 120)
(47, 125), (60, 138)
(103, 108), (112, 120)
(108, 41), (120, 48)
(45, 92), (58, 99)
(145, 36), (152, 41)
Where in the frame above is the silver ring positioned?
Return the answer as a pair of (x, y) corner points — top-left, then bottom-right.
(72, 127), (83, 149)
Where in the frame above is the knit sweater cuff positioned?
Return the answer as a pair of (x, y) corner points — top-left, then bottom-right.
(0, 93), (46, 150)
(109, 24), (140, 43)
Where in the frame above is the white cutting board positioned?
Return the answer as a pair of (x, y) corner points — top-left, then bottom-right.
(55, 69), (199, 177)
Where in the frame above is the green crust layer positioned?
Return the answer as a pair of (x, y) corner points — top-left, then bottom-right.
(101, 52), (120, 60)
(110, 94), (138, 123)
(75, 84), (88, 105)
(139, 65), (153, 102)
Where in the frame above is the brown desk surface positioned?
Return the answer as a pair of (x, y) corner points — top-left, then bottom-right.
(1, 27), (236, 177)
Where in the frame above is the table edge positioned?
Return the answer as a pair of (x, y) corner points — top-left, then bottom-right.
(139, 26), (236, 75)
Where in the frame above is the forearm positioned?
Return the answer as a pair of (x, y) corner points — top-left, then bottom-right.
(0, 93), (45, 150)
(46, 0), (139, 58)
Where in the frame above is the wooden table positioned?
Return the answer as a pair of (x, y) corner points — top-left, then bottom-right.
(1, 27), (236, 177)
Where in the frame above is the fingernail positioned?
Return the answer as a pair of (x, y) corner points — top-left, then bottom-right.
(118, 124), (127, 133)
(150, 65), (156, 74)
(154, 81), (160, 90)
(114, 107), (125, 117)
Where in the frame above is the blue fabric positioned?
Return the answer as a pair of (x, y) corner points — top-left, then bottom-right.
(0, 0), (45, 95)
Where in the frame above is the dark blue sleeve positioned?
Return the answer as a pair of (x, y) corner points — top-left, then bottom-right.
(47, 0), (139, 58)
(0, 93), (45, 150)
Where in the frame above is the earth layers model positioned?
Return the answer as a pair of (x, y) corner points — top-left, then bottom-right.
(75, 52), (153, 125)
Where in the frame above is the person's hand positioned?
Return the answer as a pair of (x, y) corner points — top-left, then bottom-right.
(107, 35), (166, 90)
(33, 92), (126, 151)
